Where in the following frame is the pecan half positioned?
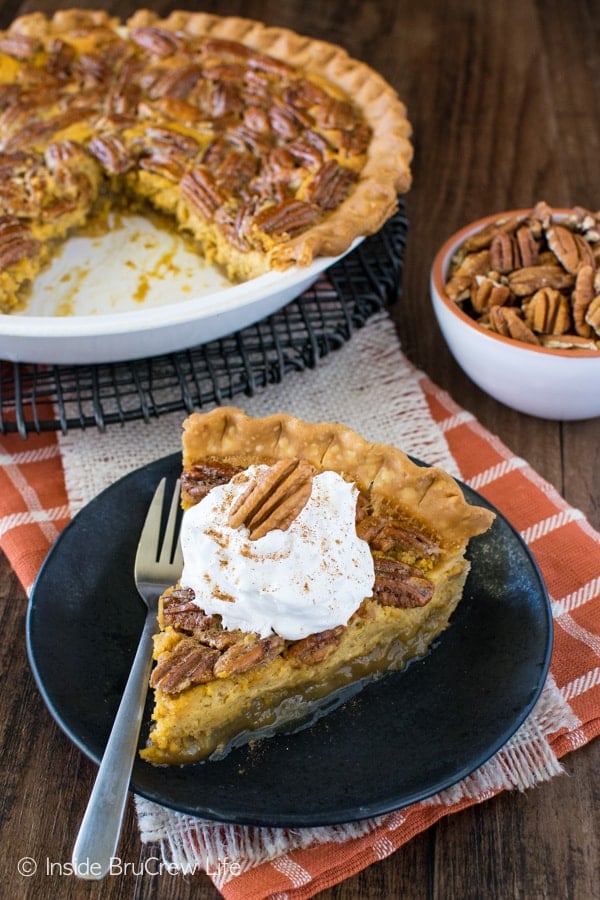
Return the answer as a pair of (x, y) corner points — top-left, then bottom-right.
(228, 458), (315, 540)
(286, 627), (344, 665)
(246, 50), (295, 78)
(312, 97), (358, 131)
(523, 287), (571, 334)
(149, 64), (203, 100)
(181, 461), (241, 502)
(540, 333), (599, 350)
(507, 264), (575, 296)
(372, 557), (434, 608)
(139, 152), (187, 181)
(243, 104), (270, 134)
(546, 224), (594, 273)
(286, 134), (325, 168)
(283, 78), (328, 109)
(144, 125), (202, 156)
(130, 26), (183, 57)
(161, 587), (216, 634)
(338, 121), (371, 156)
(572, 264), (595, 337)
(445, 249), (491, 301)
(269, 102), (302, 141)
(585, 295), (600, 335)
(471, 276), (511, 314)
(490, 232), (518, 273)
(88, 134), (134, 174)
(356, 514), (440, 558)
(462, 219), (519, 253)
(150, 638), (219, 694)
(193, 627), (245, 652)
(0, 216), (41, 268)
(489, 306), (540, 345)
(515, 225), (540, 267)
(306, 160), (356, 210)
(200, 37), (254, 61)
(73, 52), (111, 86)
(0, 33), (39, 59)
(152, 97), (203, 125)
(180, 167), (225, 220)
(213, 634), (285, 678)
(251, 199), (319, 236)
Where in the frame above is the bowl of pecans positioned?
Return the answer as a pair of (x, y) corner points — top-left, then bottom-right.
(430, 202), (600, 420)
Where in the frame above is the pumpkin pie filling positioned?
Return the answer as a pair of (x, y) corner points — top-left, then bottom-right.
(0, 9), (412, 312)
(140, 408), (494, 765)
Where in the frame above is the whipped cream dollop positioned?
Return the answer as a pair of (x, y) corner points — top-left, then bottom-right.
(180, 464), (375, 640)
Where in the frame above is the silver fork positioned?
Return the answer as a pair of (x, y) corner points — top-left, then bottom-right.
(72, 478), (183, 879)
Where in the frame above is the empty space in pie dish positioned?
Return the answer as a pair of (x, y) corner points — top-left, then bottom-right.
(0, 215), (356, 365)
(21, 212), (232, 317)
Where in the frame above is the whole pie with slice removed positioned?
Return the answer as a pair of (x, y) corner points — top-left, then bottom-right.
(0, 8), (412, 312)
(140, 408), (495, 765)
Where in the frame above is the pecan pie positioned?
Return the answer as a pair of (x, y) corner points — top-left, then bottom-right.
(140, 408), (494, 765)
(0, 9), (412, 313)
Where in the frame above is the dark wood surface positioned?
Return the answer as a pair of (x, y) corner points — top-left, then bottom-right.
(1, 1), (599, 897)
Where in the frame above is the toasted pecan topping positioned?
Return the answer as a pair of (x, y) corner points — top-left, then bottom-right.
(306, 159), (357, 210)
(161, 587), (216, 634)
(285, 627), (344, 665)
(0, 216), (41, 268)
(251, 198), (320, 236)
(150, 638), (219, 694)
(213, 634), (285, 678)
(130, 26), (184, 57)
(181, 461), (242, 502)
(88, 134), (134, 174)
(356, 513), (440, 559)
(372, 556), (435, 608)
(0, 33), (39, 59)
(192, 627), (245, 651)
(180, 167), (226, 220)
(228, 457), (315, 539)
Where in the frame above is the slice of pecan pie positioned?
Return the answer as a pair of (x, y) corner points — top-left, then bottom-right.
(140, 408), (494, 765)
(0, 9), (412, 312)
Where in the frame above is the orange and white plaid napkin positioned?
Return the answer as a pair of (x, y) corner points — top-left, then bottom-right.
(2, 312), (599, 899)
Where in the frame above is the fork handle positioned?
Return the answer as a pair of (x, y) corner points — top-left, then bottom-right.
(72, 606), (158, 879)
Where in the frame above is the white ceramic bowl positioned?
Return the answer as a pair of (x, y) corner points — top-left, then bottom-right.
(430, 209), (600, 420)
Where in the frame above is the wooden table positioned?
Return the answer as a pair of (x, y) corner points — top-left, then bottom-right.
(1, 1), (599, 897)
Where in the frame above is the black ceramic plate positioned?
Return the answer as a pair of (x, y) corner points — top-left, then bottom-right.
(26, 452), (552, 827)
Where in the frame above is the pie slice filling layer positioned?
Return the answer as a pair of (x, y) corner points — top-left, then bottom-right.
(140, 408), (495, 765)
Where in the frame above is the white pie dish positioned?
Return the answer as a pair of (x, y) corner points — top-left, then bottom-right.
(430, 209), (600, 420)
(0, 213), (360, 365)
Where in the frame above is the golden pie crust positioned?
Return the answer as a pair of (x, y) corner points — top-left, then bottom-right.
(140, 408), (494, 765)
(0, 9), (412, 312)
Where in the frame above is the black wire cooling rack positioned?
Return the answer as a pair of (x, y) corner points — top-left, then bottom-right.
(0, 203), (407, 437)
